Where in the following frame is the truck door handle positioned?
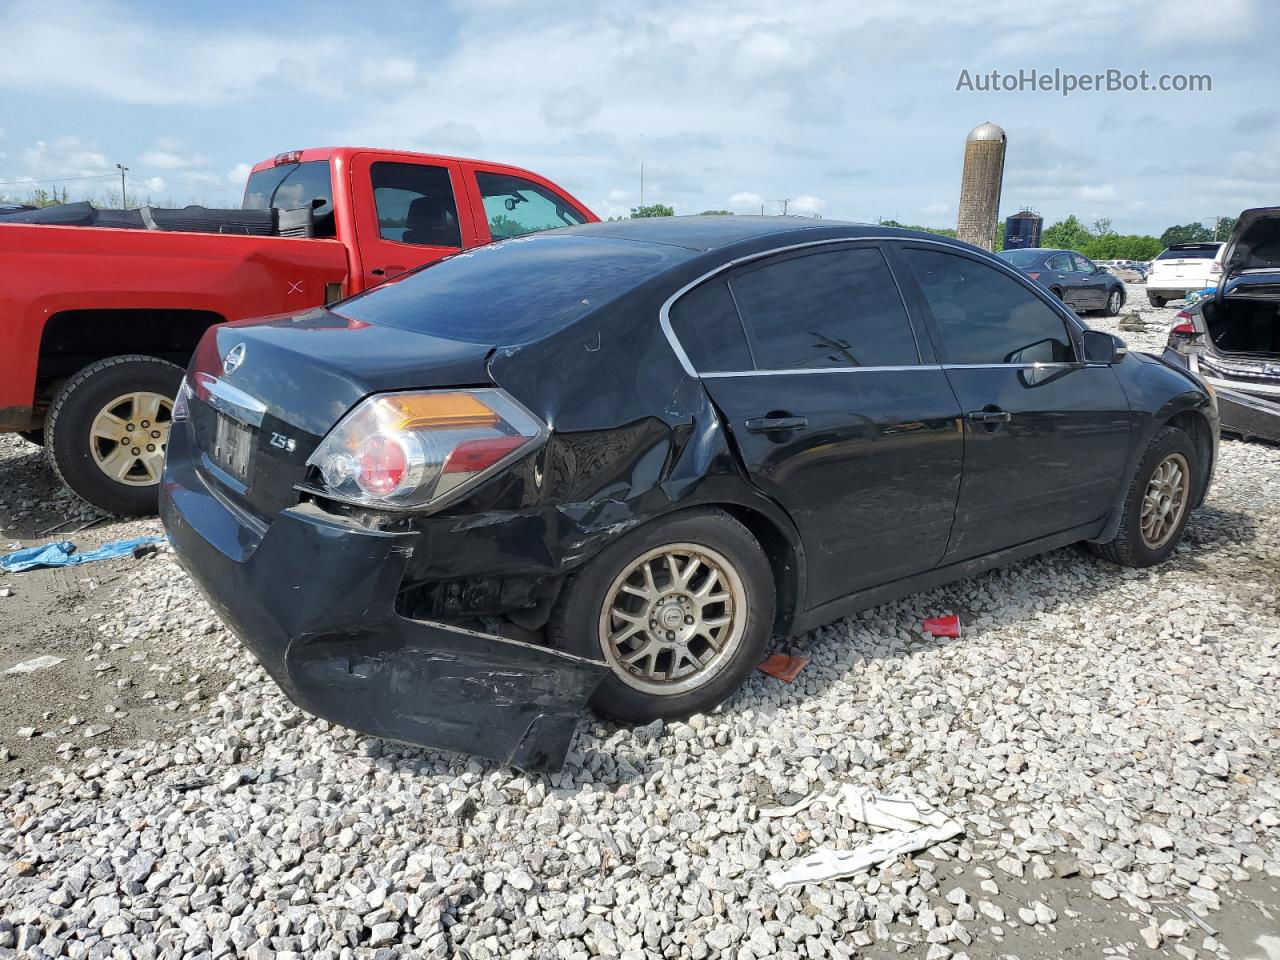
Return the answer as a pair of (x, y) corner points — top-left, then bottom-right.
(965, 408), (1012, 424)
(745, 416), (808, 432)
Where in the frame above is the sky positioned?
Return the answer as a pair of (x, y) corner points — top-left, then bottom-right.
(0, 0), (1276, 236)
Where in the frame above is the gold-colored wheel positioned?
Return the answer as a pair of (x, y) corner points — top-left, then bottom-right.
(598, 542), (747, 696)
(89, 391), (172, 486)
(1140, 452), (1189, 549)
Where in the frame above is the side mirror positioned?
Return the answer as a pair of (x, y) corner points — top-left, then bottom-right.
(1081, 329), (1127, 364)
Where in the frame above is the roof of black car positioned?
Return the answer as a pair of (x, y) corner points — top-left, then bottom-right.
(1002, 247), (1069, 255)
(554, 215), (898, 251)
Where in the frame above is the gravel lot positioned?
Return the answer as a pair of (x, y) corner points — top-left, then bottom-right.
(1, 285), (1278, 959)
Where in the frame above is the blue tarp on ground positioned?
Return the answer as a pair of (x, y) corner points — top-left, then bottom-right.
(0, 536), (165, 573)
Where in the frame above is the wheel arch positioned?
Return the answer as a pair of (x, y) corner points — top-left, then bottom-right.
(35, 308), (224, 408)
(1163, 407), (1215, 507)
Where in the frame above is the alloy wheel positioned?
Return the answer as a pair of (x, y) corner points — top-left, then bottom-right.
(1140, 452), (1189, 549)
(89, 391), (172, 486)
(1108, 290), (1122, 314)
(598, 542), (747, 695)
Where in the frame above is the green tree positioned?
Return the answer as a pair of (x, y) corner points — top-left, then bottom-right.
(1042, 215), (1093, 251)
(1212, 216), (1237, 242)
(630, 203), (674, 218)
(698, 209), (733, 216)
(1092, 217), (1113, 237)
(1159, 222), (1214, 246)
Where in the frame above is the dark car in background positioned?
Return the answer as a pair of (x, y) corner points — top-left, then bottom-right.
(162, 217), (1218, 771)
(1164, 208), (1280, 442)
(998, 247), (1127, 315)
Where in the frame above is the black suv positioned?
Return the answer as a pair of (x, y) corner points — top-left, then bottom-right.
(162, 217), (1217, 770)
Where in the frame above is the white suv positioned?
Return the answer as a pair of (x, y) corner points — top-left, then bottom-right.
(1146, 242), (1224, 307)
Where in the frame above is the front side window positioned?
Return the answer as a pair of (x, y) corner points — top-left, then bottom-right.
(1072, 254), (1095, 273)
(370, 162), (461, 247)
(476, 172), (588, 240)
(728, 247), (919, 370)
(905, 248), (1075, 365)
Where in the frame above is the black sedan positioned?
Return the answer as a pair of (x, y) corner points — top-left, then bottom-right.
(998, 247), (1127, 315)
(162, 217), (1218, 771)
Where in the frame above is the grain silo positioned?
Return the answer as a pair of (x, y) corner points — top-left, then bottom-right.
(1004, 210), (1043, 249)
(956, 121), (1006, 251)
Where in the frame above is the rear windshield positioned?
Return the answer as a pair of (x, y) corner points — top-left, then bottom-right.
(1157, 245), (1220, 260)
(244, 160), (336, 236)
(997, 250), (1042, 267)
(332, 235), (689, 344)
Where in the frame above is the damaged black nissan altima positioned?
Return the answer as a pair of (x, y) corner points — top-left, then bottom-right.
(161, 217), (1218, 771)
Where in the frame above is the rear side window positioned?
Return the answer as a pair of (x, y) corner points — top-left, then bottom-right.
(371, 162), (462, 247)
(668, 281), (753, 373)
(905, 248), (1075, 365)
(728, 247), (919, 370)
(1046, 254), (1073, 271)
(476, 172), (588, 240)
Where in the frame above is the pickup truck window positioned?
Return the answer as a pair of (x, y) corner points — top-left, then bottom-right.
(477, 172), (588, 240)
(243, 161), (335, 235)
(371, 162), (462, 248)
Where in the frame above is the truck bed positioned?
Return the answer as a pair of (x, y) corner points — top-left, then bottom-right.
(0, 201), (317, 238)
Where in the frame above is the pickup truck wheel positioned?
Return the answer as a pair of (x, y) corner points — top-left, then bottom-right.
(46, 355), (184, 516)
(549, 508), (774, 723)
(1089, 426), (1196, 568)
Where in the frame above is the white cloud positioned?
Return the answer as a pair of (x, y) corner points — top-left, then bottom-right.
(923, 201), (950, 216)
(20, 136), (110, 178)
(140, 176), (167, 194)
(227, 163), (253, 186)
(542, 87), (603, 128)
(1079, 184), (1117, 201)
(788, 194), (825, 216)
(359, 58), (418, 88)
(729, 191), (764, 211)
(139, 143), (207, 169)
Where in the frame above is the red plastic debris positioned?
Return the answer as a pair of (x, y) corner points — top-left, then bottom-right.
(922, 614), (962, 638)
(757, 654), (809, 683)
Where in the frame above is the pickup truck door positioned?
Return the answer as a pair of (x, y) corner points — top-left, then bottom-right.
(347, 154), (480, 290)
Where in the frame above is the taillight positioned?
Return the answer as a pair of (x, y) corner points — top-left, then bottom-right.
(307, 388), (546, 510)
(273, 150), (303, 166)
(1209, 261), (1223, 277)
(1170, 310), (1200, 337)
(1027, 272), (1041, 281)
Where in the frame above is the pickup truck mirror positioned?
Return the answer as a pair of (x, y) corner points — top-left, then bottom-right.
(1081, 330), (1127, 364)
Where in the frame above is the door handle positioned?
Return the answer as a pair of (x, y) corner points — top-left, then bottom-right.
(965, 409), (1012, 424)
(745, 416), (808, 432)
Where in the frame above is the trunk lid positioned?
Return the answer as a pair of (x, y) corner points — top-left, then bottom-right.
(183, 307), (493, 519)
(1220, 207), (1280, 280)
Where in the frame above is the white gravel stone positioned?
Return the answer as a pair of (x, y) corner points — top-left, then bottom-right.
(0, 376), (1277, 958)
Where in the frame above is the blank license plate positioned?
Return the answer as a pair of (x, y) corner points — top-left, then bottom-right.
(211, 412), (254, 481)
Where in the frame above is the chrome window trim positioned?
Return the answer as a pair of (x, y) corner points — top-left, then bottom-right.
(658, 235), (1084, 378)
(702, 365), (943, 378)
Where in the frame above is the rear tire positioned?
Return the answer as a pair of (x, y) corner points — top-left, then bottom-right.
(549, 508), (774, 723)
(1089, 426), (1197, 567)
(1148, 293), (1167, 308)
(45, 355), (183, 516)
(1102, 288), (1124, 316)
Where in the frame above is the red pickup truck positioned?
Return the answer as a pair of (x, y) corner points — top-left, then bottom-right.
(0, 147), (596, 514)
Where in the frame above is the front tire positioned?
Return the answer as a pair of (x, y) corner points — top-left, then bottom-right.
(45, 355), (183, 516)
(550, 508), (774, 723)
(1089, 426), (1197, 567)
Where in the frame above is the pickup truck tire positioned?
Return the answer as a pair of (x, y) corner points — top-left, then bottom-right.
(46, 355), (184, 516)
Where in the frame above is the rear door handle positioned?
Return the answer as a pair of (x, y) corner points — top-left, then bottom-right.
(965, 409), (1012, 423)
(745, 416), (808, 432)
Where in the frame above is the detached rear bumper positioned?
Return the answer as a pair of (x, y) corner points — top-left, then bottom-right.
(160, 429), (607, 771)
(1167, 349), (1280, 444)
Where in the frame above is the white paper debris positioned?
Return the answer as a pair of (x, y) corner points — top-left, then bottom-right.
(4, 654), (66, 675)
(766, 784), (963, 888)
